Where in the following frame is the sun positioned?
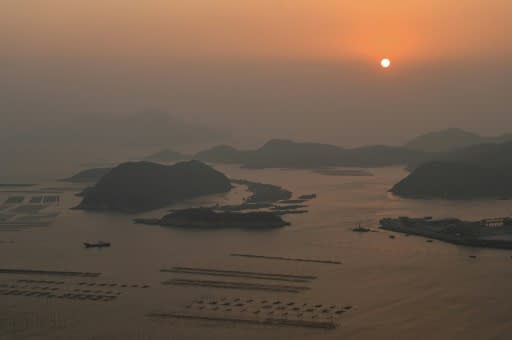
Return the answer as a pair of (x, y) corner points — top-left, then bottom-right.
(380, 58), (391, 68)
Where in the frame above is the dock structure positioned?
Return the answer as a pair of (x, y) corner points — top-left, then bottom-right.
(480, 217), (507, 228)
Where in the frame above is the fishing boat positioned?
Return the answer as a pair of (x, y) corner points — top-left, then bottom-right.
(83, 241), (111, 248)
(352, 223), (371, 232)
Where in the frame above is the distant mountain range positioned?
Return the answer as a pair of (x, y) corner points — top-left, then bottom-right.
(193, 139), (428, 169)
(142, 129), (512, 169)
(404, 128), (512, 152)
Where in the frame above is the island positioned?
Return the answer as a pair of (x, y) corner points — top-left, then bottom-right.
(380, 216), (512, 249)
(298, 194), (317, 200)
(135, 208), (289, 229)
(75, 160), (232, 213)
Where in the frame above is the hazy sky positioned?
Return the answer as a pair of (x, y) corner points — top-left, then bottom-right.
(2, 0), (511, 146)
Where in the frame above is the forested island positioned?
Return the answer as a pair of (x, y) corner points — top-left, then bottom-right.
(75, 161), (232, 213)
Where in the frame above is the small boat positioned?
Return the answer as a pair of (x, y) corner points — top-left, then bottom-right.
(84, 241), (111, 248)
(352, 223), (370, 232)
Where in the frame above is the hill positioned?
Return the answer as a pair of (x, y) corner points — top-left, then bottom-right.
(76, 161), (232, 213)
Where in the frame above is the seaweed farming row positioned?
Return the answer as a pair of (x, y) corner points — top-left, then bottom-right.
(0, 289), (118, 302)
(1, 283), (59, 291)
(7, 275), (151, 289)
(0, 194), (62, 229)
(12, 278), (150, 289)
(147, 295), (354, 330)
(2, 195), (60, 205)
(147, 312), (337, 330)
(161, 266), (316, 283)
(0, 269), (101, 277)
(1, 283), (121, 296)
(17, 279), (66, 285)
(162, 278), (310, 293)
(230, 253), (341, 264)
(75, 281), (150, 288)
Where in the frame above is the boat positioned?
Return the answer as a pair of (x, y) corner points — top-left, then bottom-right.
(352, 223), (371, 232)
(83, 241), (111, 248)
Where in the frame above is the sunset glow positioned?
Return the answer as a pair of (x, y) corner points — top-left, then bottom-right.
(2, 1), (511, 64)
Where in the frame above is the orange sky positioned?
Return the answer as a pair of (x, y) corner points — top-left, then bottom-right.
(1, 1), (512, 147)
(2, 0), (511, 64)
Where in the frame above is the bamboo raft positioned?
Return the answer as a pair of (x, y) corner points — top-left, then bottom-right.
(230, 253), (341, 264)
